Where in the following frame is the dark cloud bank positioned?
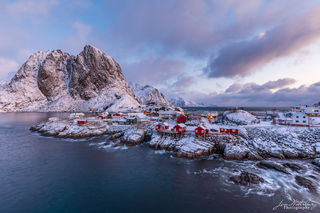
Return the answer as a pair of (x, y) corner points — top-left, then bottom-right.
(195, 79), (320, 107)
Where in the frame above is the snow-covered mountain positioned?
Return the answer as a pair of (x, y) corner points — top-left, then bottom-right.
(170, 97), (204, 107)
(0, 45), (141, 112)
(130, 83), (173, 106)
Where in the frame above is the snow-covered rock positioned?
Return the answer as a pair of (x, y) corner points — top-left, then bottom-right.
(149, 134), (216, 158)
(312, 158), (320, 168)
(30, 116), (113, 138)
(130, 83), (173, 107)
(223, 110), (259, 125)
(0, 45), (140, 112)
(122, 128), (146, 145)
(223, 143), (250, 160)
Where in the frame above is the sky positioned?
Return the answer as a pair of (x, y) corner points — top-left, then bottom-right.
(0, 0), (320, 106)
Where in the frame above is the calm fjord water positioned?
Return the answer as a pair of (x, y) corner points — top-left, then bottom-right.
(0, 113), (315, 213)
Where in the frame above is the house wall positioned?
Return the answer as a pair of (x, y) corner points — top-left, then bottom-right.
(292, 113), (309, 125)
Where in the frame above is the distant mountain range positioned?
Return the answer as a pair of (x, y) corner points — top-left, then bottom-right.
(170, 97), (207, 107)
(130, 83), (173, 107)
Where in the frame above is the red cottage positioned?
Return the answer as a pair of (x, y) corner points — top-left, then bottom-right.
(195, 126), (209, 135)
(177, 114), (187, 123)
(77, 120), (88, 125)
(219, 128), (239, 135)
(155, 122), (170, 131)
(98, 115), (108, 119)
(220, 128), (229, 133)
(230, 129), (239, 135)
(173, 124), (187, 133)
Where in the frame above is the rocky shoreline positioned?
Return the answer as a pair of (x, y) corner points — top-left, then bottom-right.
(30, 116), (320, 198)
(30, 117), (320, 161)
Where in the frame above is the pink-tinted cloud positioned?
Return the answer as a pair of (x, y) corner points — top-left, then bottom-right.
(192, 79), (319, 107)
(205, 5), (320, 78)
(122, 57), (185, 85)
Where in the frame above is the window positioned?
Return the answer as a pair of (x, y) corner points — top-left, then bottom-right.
(303, 120), (306, 123)
(303, 116), (306, 118)
(296, 116), (299, 118)
(296, 120), (299, 122)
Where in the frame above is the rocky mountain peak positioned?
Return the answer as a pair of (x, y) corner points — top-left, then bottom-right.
(130, 83), (173, 106)
(0, 45), (141, 112)
(70, 45), (135, 100)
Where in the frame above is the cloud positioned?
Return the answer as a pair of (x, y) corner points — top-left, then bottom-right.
(6, 0), (59, 16)
(205, 5), (320, 78)
(64, 21), (93, 54)
(122, 57), (185, 85)
(171, 76), (196, 90)
(0, 57), (19, 80)
(193, 79), (319, 107)
(225, 78), (296, 93)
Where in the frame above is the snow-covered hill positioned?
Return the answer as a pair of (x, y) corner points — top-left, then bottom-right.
(130, 83), (173, 107)
(223, 110), (259, 125)
(0, 45), (140, 112)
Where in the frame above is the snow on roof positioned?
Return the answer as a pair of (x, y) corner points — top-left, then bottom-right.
(136, 114), (148, 118)
(158, 110), (175, 115)
(177, 123), (186, 128)
(125, 117), (136, 120)
(197, 125), (207, 130)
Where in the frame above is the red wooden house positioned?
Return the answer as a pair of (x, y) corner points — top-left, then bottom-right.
(220, 128), (239, 135)
(155, 122), (170, 131)
(230, 129), (239, 134)
(177, 114), (187, 123)
(195, 126), (209, 135)
(173, 124), (187, 133)
(98, 115), (108, 119)
(77, 120), (88, 125)
(112, 113), (124, 119)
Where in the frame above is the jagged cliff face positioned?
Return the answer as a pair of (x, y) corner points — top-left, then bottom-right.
(0, 45), (140, 112)
(130, 83), (173, 106)
(70, 46), (135, 100)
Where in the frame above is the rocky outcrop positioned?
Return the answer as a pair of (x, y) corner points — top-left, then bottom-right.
(295, 175), (317, 193)
(149, 134), (216, 159)
(283, 163), (305, 173)
(122, 128), (146, 146)
(0, 45), (140, 112)
(223, 144), (250, 160)
(30, 117), (115, 138)
(312, 158), (320, 168)
(256, 161), (291, 174)
(223, 110), (259, 125)
(230, 172), (265, 186)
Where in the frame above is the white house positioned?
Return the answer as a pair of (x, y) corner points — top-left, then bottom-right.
(293, 105), (320, 117)
(291, 112), (310, 126)
(304, 106), (320, 117)
(136, 114), (149, 122)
